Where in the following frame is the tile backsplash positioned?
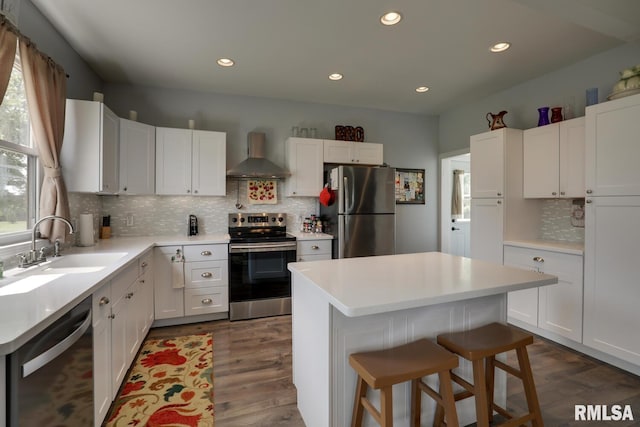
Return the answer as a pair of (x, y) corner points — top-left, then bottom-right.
(69, 181), (317, 238)
(539, 199), (585, 243)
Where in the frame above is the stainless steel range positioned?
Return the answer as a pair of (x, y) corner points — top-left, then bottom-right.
(228, 212), (296, 321)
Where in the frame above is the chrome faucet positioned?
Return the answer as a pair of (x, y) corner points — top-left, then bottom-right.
(18, 215), (74, 268)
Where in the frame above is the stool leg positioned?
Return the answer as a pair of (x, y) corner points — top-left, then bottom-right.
(433, 391), (445, 427)
(472, 358), (490, 427)
(411, 379), (422, 427)
(516, 347), (544, 427)
(485, 355), (496, 423)
(380, 386), (394, 427)
(351, 376), (367, 427)
(438, 370), (460, 427)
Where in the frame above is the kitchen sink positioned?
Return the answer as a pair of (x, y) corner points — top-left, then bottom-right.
(0, 252), (128, 295)
(42, 252), (128, 273)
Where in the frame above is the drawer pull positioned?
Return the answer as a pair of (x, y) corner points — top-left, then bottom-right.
(126, 292), (134, 299)
(311, 245), (319, 250)
(201, 250), (212, 256)
(201, 272), (213, 278)
(141, 261), (148, 268)
(533, 256), (544, 263)
(99, 297), (110, 306)
(202, 298), (213, 305)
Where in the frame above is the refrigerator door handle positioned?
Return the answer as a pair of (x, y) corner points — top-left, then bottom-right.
(338, 216), (345, 259)
(343, 176), (353, 213)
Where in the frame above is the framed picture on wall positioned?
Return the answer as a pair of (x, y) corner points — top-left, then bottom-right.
(395, 168), (425, 204)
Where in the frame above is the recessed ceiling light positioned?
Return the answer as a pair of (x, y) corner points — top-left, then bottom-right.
(416, 86), (430, 93)
(380, 11), (402, 26)
(490, 42), (510, 53)
(328, 73), (343, 81)
(217, 58), (235, 67)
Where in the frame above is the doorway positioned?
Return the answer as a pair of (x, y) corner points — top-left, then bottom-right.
(440, 150), (470, 256)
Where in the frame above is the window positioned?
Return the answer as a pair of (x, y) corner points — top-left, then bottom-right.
(0, 48), (38, 244)
(461, 172), (471, 220)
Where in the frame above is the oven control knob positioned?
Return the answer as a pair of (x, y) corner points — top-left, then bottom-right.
(240, 218), (245, 222)
(277, 217), (284, 222)
(272, 217), (276, 222)
(232, 217), (238, 223)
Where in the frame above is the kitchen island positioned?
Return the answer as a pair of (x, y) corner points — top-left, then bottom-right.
(288, 252), (557, 427)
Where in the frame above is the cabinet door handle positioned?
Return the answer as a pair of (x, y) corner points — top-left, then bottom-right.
(201, 298), (213, 305)
(186, 189), (191, 193)
(139, 279), (145, 284)
(194, 190), (199, 194)
(108, 314), (115, 319)
(452, 227), (460, 231)
(201, 250), (212, 256)
(126, 292), (134, 299)
(533, 256), (544, 263)
(141, 261), (148, 268)
(586, 189), (593, 194)
(497, 192), (502, 197)
(552, 192), (557, 196)
(201, 272), (213, 278)
(497, 200), (502, 204)
(560, 191), (565, 196)
(99, 297), (110, 306)
(311, 245), (319, 250)
(586, 199), (592, 204)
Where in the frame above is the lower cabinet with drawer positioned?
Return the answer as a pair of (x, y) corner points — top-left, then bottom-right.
(297, 238), (332, 262)
(504, 244), (583, 342)
(154, 243), (229, 322)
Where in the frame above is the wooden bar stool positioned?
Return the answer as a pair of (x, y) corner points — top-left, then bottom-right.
(435, 322), (543, 427)
(349, 338), (460, 427)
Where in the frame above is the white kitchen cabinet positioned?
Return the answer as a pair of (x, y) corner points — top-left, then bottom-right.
(323, 140), (383, 165)
(504, 245), (583, 342)
(585, 93), (640, 197)
(155, 127), (226, 196)
(109, 261), (139, 397)
(470, 129), (507, 198)
(470, 198), (504, 264)
(92, 283), (112, 426)
(469, 128), (539, 265)
(183, 244), (228, 315)
(523, 117), (585, 198)
(285, 137), (324, 197)
(61, 99), (119, 193)
(583, 196), (640, 366)
(297, 238), (332, 262)
(137, 250), (154, 338)
(119, 119), (156, 194)
(153, 246), (185, 319)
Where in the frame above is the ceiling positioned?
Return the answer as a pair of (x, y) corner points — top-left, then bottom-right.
(31, 0), (640, 115)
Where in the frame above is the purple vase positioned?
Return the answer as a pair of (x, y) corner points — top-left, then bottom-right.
(537, 107), (550, 126)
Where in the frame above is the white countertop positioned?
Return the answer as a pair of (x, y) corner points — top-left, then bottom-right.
(288, 231), (333, 240)
(288, 252), (557, 317)
(503, 239), (584, 255)
(0, 234), (229, 355)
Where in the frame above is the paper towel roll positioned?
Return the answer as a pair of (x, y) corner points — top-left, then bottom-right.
(79, 213), (95, 246)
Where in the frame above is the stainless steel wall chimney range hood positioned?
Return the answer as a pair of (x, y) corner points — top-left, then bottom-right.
(226, 132), (291, 179)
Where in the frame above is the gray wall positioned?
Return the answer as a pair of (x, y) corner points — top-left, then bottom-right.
(17, 0), (102, 99)
(439, 41), (640, 154)
(102, 84), (440, 254)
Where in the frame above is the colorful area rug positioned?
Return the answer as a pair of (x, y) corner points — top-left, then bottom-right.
(106, 333), (214, 427)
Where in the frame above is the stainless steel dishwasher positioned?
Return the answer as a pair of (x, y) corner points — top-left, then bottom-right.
(7, 296), (93, 427)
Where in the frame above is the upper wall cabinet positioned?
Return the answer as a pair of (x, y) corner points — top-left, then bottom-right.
(62, 99), (119, 194)
(523, 117), (585, 198)
(119, 119), (156, 195)
(323, 140), (383, 165)
(285, 137), (324, 197)
(585, 93), (640, 197)
(156, 127), (226, 196)
(470, 128), (519, 198)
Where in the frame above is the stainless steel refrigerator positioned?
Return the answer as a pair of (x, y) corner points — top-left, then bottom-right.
(320, 165), (395, 258)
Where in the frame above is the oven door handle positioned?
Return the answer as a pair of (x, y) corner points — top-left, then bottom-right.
(229, 242), (297, 253)
(22, 308), (92, 378)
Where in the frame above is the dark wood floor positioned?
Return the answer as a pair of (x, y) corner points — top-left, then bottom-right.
(145, 316), (640, 426)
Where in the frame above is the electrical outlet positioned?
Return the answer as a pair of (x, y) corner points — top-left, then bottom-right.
(126, 213), (134, 227)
